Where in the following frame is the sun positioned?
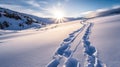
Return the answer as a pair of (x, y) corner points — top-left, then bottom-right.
(51, 8), (65, 23)
(53, 10), (64, 19)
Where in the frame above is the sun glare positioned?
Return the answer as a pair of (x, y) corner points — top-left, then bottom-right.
(53, 10), (64, 19)
(51, 8), (66, 23)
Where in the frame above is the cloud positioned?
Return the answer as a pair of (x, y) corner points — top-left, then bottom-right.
(0, 4), (25, 11)
(64, 0), (69, 2)
(0, 4), (45, 17)
(57, 0), (69, 2)
(24, 0), (49, 13)
(0, 0), (50, 17)
(26, 0), (40, 7)
(38, 1), (48, 4)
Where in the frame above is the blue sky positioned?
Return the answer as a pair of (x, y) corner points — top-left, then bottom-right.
(0, 0), (120, 17)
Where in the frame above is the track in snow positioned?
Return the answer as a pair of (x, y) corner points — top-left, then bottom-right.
(47, 22), (106, 67)
(47, 23), (86, 67)
(82, 23), (106, 67)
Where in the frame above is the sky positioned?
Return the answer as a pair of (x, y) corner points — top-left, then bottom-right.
(0, 0), (120, 17)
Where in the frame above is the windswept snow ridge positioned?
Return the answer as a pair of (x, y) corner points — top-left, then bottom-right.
(47, 23), (86, 67)
(82, 23), (106, 67)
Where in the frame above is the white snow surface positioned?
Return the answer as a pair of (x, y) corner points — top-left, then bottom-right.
(88, 15), (120, 67)
(0, 7), (47, 30)
(0, 20), (84, 67)
(0, 14), (120, 67)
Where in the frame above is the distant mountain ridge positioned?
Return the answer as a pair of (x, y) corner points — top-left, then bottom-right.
(96, 7), (120, 17)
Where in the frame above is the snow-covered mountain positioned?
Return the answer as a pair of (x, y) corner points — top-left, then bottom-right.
(84, 7), (120, 19)
(96, 7), (120, 17)
(0, 7), (48, 30)
(0, 7), (83, 30)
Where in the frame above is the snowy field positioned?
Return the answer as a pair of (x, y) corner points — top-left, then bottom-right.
(0, 20), (85, 67)
(88, 15), (120, 67)
(0, 15), (120, 67)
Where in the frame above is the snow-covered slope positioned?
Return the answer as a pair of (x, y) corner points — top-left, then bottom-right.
(1, 6), (120, 67)
(0, 7), (47, 30)
(0, 20), (84, 67)
(88, 15), (120, 67)
(0, 19), (101, 67)
(0, 7), (83, 30)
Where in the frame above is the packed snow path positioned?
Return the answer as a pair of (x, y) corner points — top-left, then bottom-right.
(82, 23), (106, 67)
(47, 23), (86, 67)
(47, 22), (106, 67)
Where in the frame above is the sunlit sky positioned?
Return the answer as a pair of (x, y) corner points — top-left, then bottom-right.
(0, 0), (120, 17)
